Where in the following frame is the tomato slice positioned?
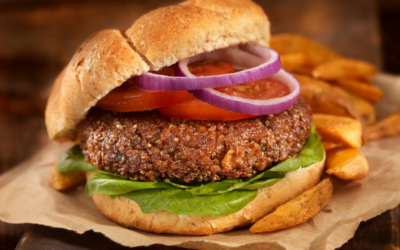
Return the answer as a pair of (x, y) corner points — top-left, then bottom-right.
(158, 98), (256, 120)
(159, 61), (290, 120)
(188, 61), (235, 76)
(214, 78), (290, 100)
(157, 60), (255, 120)
(97, 60), (290, 120)
(96, 78), (193, 112)
(96, 61), (235, 113)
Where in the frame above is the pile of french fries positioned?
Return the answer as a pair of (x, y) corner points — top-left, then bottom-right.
(271, 33), (400, 180)
(250, 34), (400, 233)
(50, 34), (400, 234)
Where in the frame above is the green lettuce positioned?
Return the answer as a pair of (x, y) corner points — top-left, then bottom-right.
(58, 126), (323, 216)
(57, 145), (97, 174)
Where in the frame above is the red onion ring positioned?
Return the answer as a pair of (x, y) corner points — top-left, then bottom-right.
(188, 69), (300, 115)
(135, 45), (281, 91)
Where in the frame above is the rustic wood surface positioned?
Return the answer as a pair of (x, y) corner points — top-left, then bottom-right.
(0, 0), (399, 249)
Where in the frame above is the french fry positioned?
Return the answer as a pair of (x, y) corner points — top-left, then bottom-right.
(346, 92), (376, 125)
(270, 34), (342, 67)
(332, 79), (383, 103)
(49, 161), (86, 190)
(325, 148), (369, 180)
(312, 59), (378, 82)
(322, 141), (341, 151)
(280, 53), (307, 72)
(313, 114), (362, 148)
(366, 110), (400, 141)
(250, 178), (333, 233)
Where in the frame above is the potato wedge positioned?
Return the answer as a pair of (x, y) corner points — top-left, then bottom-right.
(291, 66), (314, 76)
(270, 34), (341, 67)
(312, 59), (378, 82)
(332, 79), (383, 103)
(280, 53), (307, 72)
(322, 141), (341, 151)
(49, 161), (86, 190)
(367, 110), (400, 141)
(294, 75), (367, 144)
(313, 114), (362, 148)
(250, 178), (333, 233)
(294, 74), (362, 119)
(346, 92), (376, 125)
(325, 148), (369, 180)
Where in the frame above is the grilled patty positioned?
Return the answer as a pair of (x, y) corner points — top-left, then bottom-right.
(81, 98), (312, 183)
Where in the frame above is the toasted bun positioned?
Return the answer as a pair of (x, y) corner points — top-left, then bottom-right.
(45, 0), (270, 142)
(126, 0), (270, 70)
(89, 156), (325, 235)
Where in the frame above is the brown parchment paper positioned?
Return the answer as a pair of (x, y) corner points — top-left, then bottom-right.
(1, 74), (400, 250)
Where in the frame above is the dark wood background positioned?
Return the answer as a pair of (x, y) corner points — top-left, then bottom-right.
(1, 0), (399, 249)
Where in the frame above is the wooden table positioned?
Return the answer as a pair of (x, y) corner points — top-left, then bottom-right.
(1, 0), (399, 249)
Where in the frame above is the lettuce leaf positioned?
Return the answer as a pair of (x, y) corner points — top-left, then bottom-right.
(57, 126), (323, 216)
(57, 145), (97, 174)
(85, 172), (176, 196)
(121, 189), (258, 216)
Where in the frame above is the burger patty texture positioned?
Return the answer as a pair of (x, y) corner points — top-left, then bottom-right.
(81, 98), (312, 183)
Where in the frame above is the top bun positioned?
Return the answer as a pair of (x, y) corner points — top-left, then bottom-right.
(45, 0), (270, 142)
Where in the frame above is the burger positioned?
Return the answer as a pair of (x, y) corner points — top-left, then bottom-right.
(46, 0), (325, 235)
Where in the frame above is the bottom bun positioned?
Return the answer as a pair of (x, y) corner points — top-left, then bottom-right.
(90, 155), (325, 235)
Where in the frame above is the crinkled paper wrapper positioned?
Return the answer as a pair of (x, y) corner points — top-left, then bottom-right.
(1, 74), (400, 250)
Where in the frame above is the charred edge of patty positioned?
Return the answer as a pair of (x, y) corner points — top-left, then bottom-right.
(80, 98), (313, 183)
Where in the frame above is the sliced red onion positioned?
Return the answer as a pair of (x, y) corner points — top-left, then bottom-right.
(135, 45), (281, 91)
(188, 69), (300, 115)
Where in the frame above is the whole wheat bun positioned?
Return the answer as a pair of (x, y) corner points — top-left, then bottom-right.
(45, 0), (270, 142)
(88, 156), (325, 235)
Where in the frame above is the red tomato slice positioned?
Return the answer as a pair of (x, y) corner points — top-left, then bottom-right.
(214, 78), (290, 100)
(188, 61), (235, 76)
(96, 61), (235, 113)
(159, 61), (290, 120)
(158, 61), (255, 120)
(96, 78), (193, 112)
(158, 98), (256, 120)
(97, 60), (290, 121)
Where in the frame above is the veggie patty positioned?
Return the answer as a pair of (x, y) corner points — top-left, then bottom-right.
(81, 98), (312, 183)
